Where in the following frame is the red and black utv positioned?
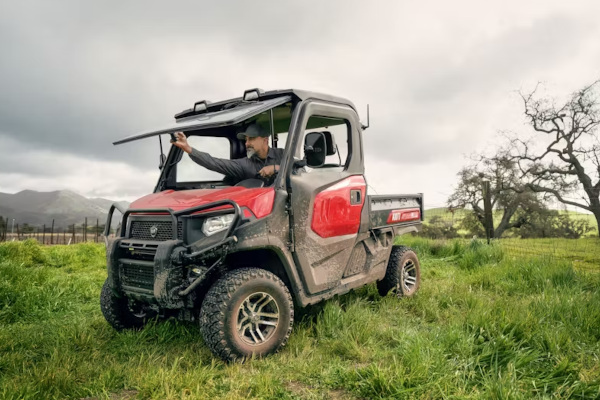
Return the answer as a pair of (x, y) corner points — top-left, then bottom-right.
(102, 88), (423, 361)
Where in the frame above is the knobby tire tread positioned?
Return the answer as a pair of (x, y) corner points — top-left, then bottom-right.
(199, 268), (293, 362)
(100, 279), (145, 331)
(377, 245), (419, 297)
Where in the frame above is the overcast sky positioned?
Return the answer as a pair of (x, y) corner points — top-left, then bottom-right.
(1, 0), (599, 207)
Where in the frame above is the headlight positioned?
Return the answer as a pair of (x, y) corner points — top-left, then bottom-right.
(202, 214), (235, 236)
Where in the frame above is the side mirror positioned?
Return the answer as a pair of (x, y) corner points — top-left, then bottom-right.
(304, 132), (326, 167)
(159, 154), (167, 169)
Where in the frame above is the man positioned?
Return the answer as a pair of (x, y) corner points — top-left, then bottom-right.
(171, 123), (284, 185)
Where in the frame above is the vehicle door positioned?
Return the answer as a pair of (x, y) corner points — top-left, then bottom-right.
(287, 101), (367, 295)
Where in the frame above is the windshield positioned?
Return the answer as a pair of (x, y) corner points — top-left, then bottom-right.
(166, 102), (293, 189)
(177, 136), (230, 182)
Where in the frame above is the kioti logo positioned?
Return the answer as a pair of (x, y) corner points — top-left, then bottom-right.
(390, 211), (402, 222)
(387, 208), (420, 224)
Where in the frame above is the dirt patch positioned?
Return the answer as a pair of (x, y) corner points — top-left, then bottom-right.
(328, 388), (357, 400)
(284, 380), (312, 397)
(284, 381), (359, 400)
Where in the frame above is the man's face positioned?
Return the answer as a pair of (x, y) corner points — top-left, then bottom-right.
(245, 136), (269, 158)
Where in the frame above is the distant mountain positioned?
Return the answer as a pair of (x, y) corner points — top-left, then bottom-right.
(0, 190), (129, 229)
(89, 197), (117, 210)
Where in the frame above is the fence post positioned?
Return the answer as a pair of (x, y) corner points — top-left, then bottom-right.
(96, 219), (99, 243)
(50, 219), (55, 245)
(84, 218), (88, 242)
(482, 180), (494, 244)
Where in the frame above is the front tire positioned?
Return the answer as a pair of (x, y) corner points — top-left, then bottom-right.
(199, 268), (294, 361)
(100, 279), (153, 331)
(377, 246), (421, 297)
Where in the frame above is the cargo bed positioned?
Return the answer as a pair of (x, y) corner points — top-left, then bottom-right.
(368, 194), (423, 230)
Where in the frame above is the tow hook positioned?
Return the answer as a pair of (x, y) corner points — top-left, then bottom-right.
(171, 247), (186, 266)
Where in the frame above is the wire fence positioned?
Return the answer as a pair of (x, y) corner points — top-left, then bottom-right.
(0, 217), (118, 245)
(421, 204), (598, 239)
(1, 209), (598, 270)
(418, 205), (600, 270)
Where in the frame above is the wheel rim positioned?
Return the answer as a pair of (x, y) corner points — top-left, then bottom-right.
(237, 292), (280, 345)
(399, 259), (418, 294)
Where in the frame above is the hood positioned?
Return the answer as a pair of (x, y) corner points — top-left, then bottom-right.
(129, 187), (275, 219)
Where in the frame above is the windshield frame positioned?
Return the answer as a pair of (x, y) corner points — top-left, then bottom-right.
(153, 99), (296, 192)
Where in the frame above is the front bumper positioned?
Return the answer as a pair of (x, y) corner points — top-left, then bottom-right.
(104, 200), (244, 308)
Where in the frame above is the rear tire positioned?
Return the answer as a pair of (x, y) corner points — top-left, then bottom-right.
(199, 268), (293, 362)
(377, 246), (421, 297)
(100, 279), (153, 331)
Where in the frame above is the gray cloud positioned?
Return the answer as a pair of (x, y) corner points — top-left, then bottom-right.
(1, 1), (600, 205)
(0, 0), (369, 169)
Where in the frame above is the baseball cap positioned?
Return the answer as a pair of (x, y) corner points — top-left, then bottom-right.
(237, 123), (270, 140)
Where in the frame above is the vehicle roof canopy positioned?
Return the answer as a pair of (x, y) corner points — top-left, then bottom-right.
(114, 89), (356, 145)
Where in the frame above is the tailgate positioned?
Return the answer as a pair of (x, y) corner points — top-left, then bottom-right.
(369, 194), (423, 230)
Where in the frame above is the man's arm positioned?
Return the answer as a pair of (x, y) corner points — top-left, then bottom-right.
(189, 149), (247, 180)
(171, 132), (247, 181)
(257, 147), (284, 179)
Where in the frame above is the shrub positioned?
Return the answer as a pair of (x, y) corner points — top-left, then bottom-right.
(420, 215), (461, 240)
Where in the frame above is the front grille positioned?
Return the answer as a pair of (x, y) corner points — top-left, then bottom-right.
(121, 261), (154, 290)
(130, 220), (183, 241)
(122, 248), (156, 262)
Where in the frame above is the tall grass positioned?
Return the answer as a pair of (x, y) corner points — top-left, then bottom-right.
(0, 239), (598, 399)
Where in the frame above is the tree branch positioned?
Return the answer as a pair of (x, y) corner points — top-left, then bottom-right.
(526, 183), (591, 211)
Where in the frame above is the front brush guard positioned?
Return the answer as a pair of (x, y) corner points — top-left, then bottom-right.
(104, 199), (244, 303)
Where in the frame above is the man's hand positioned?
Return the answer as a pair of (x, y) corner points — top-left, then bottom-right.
(171, 132), (192, 154)
(258, 165), (279, 178)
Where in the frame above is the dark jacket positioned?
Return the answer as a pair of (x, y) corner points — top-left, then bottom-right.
(189, 147), (284, 184)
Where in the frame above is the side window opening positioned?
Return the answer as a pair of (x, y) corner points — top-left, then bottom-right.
(272, 131), (288, 150)
(245, 103), (292, 151)
(301, 116), (350, 169)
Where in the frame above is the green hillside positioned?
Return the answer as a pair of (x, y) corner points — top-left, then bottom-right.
(424, 207), (598, 236)
(425, 207), (596, 224)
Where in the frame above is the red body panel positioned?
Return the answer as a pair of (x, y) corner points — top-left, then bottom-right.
(311, 176), (366, 238)
(387, 208), (421, 224)
(130, 187), (275, 219)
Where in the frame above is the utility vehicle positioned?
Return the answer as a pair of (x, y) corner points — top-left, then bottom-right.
(102, 88), (423, 361)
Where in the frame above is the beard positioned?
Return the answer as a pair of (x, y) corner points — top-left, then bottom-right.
(246, 148), (256, 158)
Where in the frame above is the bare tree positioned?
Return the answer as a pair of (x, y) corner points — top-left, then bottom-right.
(448, 155), (544, 238)
(505, 80), (600, 236)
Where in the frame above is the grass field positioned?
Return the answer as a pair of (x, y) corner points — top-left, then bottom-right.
(1, 239), (599, 399)
(501, 238), (600, 271)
